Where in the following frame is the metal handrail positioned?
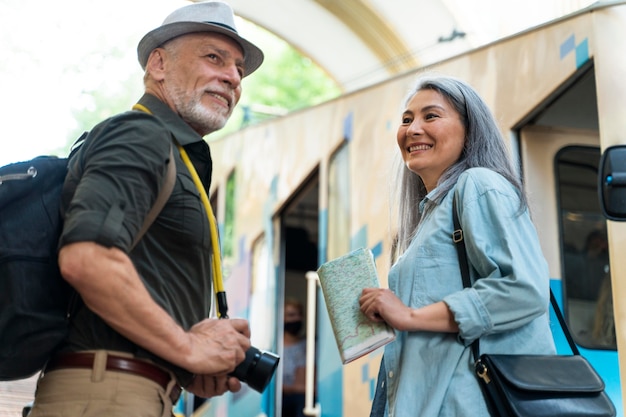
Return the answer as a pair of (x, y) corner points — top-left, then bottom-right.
(303, 271), (321, 417)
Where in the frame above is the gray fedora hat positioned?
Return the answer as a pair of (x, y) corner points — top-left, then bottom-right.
(137, 1), (264, 76)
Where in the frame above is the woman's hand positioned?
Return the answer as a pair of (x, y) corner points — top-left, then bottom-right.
(359, 288), (414, 331)
(359, 288), (459, 333)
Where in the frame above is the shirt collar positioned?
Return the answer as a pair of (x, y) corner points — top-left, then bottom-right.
(136, 94), (204, 146)
(419, 187), (443, 213)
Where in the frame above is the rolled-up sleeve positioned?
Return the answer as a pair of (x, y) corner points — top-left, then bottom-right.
(60, 112), (172, 252)
(443, 169), (550, 343)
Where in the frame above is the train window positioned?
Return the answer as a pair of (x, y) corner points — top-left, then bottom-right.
(223, 170), (236, 257)
(556, 146), (615, 349)
(328, 143), (351, 258)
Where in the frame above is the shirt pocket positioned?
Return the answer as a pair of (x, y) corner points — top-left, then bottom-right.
(159, 172), (208, 248)
(411, 244), (463, 306)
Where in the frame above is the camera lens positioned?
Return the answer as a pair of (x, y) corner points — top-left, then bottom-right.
(231, 346), (280, 393)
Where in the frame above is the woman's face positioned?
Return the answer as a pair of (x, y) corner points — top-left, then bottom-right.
(396, 89), (466, 192)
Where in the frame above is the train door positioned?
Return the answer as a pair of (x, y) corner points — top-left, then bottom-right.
(518, 66), (621, 414)
(278, 173), (319, 417)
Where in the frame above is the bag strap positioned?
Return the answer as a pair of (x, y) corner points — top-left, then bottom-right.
(451, 196), (481, 361)
(549, 288), (580, 355)
(68, 126), (175, 248)
(451, 195), (580, 358)
(131, 143), (176, 248)
(66, 129), (176, 320)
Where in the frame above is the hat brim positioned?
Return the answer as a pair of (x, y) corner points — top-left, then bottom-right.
(137, 21), (264, 77)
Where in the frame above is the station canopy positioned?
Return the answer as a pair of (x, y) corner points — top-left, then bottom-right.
(221, 0), (598, 92)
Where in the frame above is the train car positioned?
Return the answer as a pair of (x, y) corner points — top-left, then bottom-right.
(190, 2), (626, 416)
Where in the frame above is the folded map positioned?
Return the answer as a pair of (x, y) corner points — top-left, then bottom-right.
(317, 247), (395, 364)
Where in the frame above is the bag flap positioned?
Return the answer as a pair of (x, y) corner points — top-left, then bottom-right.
(481, 354), (605, 393)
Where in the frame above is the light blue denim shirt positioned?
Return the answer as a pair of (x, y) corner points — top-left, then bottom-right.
(383, 167), (556, 417)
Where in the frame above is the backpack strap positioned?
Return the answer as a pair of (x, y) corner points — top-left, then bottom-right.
(131, 143), (176, 248)
(66, 127), (174, 249)
(66, 140), (176, 322)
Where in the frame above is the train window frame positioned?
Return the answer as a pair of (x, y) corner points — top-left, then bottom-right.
(327, 142), (351, 259)
(249, 233), (277, 352)
(555, 145), (615, 350)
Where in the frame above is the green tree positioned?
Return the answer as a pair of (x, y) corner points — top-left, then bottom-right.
(222, 26), (342, 131)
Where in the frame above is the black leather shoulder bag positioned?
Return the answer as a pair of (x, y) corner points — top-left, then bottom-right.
(452, 197), (616, 417)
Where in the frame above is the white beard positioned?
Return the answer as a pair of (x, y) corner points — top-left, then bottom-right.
(166, 83), (231, 136)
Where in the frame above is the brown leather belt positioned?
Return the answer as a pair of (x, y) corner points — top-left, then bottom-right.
(46, 352), (181, 403)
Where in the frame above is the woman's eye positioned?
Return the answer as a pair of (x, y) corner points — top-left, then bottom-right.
(401, 117), (412, 124)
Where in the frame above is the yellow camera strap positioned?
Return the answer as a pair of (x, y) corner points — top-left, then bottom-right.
(132, 103), (228, 318)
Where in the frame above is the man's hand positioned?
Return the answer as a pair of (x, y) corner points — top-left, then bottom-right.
(183, 318), (251, 375)
(186, 374), (242, 398)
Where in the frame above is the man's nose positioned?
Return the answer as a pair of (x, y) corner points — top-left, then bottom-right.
(221, 64), (242, 88)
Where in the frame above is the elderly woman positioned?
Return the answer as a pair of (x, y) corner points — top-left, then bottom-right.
(360, 75), (555, 417)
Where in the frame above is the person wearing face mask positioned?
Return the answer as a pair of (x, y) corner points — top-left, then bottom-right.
(282, 298), (307, 417)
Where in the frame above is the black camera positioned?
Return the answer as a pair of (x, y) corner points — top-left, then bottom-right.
(231, 346), (280, 393)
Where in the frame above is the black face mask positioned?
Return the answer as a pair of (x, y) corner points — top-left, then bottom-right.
(284, 320), (303, 335)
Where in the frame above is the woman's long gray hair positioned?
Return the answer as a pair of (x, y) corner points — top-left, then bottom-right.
(394, 75), (527, 254)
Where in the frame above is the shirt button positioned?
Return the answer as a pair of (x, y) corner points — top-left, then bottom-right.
(388, 371), (394, 378)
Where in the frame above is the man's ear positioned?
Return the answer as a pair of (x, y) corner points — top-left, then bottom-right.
(146, 48), (166, 81)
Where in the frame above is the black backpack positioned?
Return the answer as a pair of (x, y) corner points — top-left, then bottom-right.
(0, 140), (175, 380)
(0, 155), (74, 380)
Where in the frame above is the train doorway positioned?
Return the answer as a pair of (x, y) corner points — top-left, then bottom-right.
(517, 64), (621, 415)
(278, 171), (319, 417)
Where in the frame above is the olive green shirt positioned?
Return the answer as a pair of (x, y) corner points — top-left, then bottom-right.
(59, 94), (214, 386)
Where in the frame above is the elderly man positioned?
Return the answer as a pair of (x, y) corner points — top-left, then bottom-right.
(29, 3), (263, 416)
